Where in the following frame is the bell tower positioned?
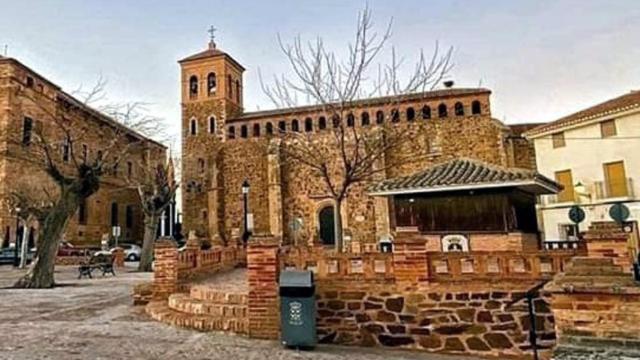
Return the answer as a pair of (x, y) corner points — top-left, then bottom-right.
(179, 30), (245, 239)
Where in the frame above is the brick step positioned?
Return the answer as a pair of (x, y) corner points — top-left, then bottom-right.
(168, 293), (247, 318)
(189, 285), (248, 305)
(146, 301), (248, 334)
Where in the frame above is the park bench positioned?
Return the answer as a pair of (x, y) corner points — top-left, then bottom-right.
(77, 253), (116, 279)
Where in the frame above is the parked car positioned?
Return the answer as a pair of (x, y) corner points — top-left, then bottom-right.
(0, 246), (36, 265)
(57, 241), (87, 257)
(115, 243), (142, 262)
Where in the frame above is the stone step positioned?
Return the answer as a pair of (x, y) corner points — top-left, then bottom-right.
(168, 293), (247, 318)
(146, 301), (248, 334)
(189, 285), (248, 305)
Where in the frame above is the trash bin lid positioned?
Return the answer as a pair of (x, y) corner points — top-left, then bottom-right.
(279, 270), (314, 287)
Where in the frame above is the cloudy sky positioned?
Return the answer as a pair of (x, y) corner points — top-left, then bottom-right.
(1, 0), (639, 146)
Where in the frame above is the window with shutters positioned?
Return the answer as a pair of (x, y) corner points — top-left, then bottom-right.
(555, 170), (575, 202)
(552, 132), (565, 148)
(603, 161), (628, 197)
(600, 120), (617, 138)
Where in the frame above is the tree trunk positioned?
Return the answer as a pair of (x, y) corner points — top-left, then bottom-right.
(334, 199), (343, 252)
(14, 189), (79, 288)
(138, 213), (160, 272)
(19, 225), (29, 269)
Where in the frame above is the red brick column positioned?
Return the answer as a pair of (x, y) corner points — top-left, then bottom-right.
(247, 235), (280, 340)
(112, 247), (124, 268)
(152, 239), (178, 300)
(584, 221), (633, 272)
(393, 238), (428, 284)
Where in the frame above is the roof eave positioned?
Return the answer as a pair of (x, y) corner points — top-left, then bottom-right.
(368, 179), (559, 197)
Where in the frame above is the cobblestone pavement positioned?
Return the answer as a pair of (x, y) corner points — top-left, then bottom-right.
(0, 265), (482, 360)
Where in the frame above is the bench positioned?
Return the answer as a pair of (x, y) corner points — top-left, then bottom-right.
(78, 253), (116, 279)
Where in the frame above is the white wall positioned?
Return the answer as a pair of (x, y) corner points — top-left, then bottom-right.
(533, 109), (640, 240)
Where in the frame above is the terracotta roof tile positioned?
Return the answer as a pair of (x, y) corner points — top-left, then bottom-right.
(368, 158), (559, 194)
(526, 91), (640, 137)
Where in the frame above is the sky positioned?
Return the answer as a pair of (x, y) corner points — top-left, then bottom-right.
(1, 0), (639, 147)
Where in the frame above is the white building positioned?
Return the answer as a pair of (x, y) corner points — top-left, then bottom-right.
(525, 90), (640, 243)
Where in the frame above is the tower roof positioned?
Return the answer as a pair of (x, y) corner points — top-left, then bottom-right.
(178, 42), (245, 71)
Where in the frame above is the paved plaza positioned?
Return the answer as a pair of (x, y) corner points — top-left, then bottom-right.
(0, 265), (482, 360)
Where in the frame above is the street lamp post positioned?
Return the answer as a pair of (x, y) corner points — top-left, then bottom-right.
(241, 179), (250, 246)
(13, 207), (21, 267)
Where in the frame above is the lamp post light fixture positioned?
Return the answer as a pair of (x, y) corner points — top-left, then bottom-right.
(241, 179), (250, 246)
(13, 207), (21, 267)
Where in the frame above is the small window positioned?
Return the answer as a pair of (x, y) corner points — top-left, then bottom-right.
(422, 105), (431, 120)
(198, 158), (205, 171)
(604, 161), (628, 197)
(127, 161), (133, 177)
(278, 120), (286, 132)
(228, 126), (236, 139)
(552, 132), (565, 148)
(291, 119), (300, 132)
(391, 109), (400, 123)
(125, 205), (134, 228)
(82, 144), (88, 163)
(240, 125), (248, 138)
(555, 170), (575, 203)
(189, 76), (198, 98)
(207, 73), (217, 95)
(361, 112), (370, 126)
(600, 120), (616, 138)
(22, 117), (33, 145)
(25, 76), (34, 88)
(454, 102), (464, 116)
(471, 100), (482, 115)
(190, 119), (197, 136)
(253, 123), (261, 137)
(438, 103), (448, 118)
(208, 116), (216, 134)
(318, 116), (327, 130)
(376, 111), (384, 124)
(406, 107), (415, 121)
(332, 115), (341, 128)
(202, 210), (208, 220)
(304, 118), (313, 132)
(266, 122), (274, 135)
(347, 113), (355, 127)
(78, 199), (87, 225)
(62, 137), (70, 163)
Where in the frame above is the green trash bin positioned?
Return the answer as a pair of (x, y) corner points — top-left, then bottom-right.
(279, 270), (316, 349)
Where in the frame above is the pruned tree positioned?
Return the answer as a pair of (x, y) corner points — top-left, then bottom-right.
(260, 7), (453, 251)
(10, 79), (165, 288)
(127, 156), (178, 272)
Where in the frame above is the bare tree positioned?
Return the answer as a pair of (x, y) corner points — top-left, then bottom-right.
(260, 7), (453, 251)
(10, 80), (161, 288)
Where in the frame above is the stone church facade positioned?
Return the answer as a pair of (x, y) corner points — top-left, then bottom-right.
(180, 40), (535, 249)
(0, 56), (167, 247)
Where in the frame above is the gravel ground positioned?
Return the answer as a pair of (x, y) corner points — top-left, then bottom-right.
(0, 265), (483, 360)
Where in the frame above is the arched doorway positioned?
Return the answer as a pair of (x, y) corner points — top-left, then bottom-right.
(318, 206), (335, 246)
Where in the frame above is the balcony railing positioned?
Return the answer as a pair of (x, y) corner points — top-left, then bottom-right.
(594, 178), (634, 200)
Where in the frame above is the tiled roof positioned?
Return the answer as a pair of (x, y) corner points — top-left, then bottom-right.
(178, 44), (245, 70)
(368, 158), (559, 195)
(234, 88), (491, 121)
(525, 90), (640, 137)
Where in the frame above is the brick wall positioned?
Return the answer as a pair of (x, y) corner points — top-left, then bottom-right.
(247, 235), (280, 339)
(584, 221), (634, 272)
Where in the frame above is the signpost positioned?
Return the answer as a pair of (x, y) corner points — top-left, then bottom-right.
(568, 205), (585, 241)
(112, 226), (121, 248)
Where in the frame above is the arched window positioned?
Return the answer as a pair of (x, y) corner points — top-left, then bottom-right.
(454, 102), (464, 116)
(228, 126), (236, 139)
(253, 123), (261, 137)
(361, 112), (370, 126)
(208, 116), (216, 134)
(406, 107), (416, 121)
(304, 117), (313, 132)
(376, 111), (384, 124)
(198, 158), (205, 171)
(190, 118), (197, 135)
(391, 109), (400, 123)
(332, 115), (341, 128)
(347, 113), (355, 127)
(111, 202), (119, 227)
(240, 125), (248, 138)
(189, 75), (198, 98)
(227, 75), (233, 99)
(291, 119), (299, 132)
(472, 100), (482, 115)
(422, 105), (431, 120)
(318, 116), (327, 130)
(235, 79), (241, 102)
(438, 103), (448, 118)
(266, 122), (274, 135)
(278, 120), (286, 132)
(207, 73), (216, 95)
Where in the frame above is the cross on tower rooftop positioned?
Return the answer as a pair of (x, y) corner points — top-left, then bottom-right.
(208, 26), (217, 49)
